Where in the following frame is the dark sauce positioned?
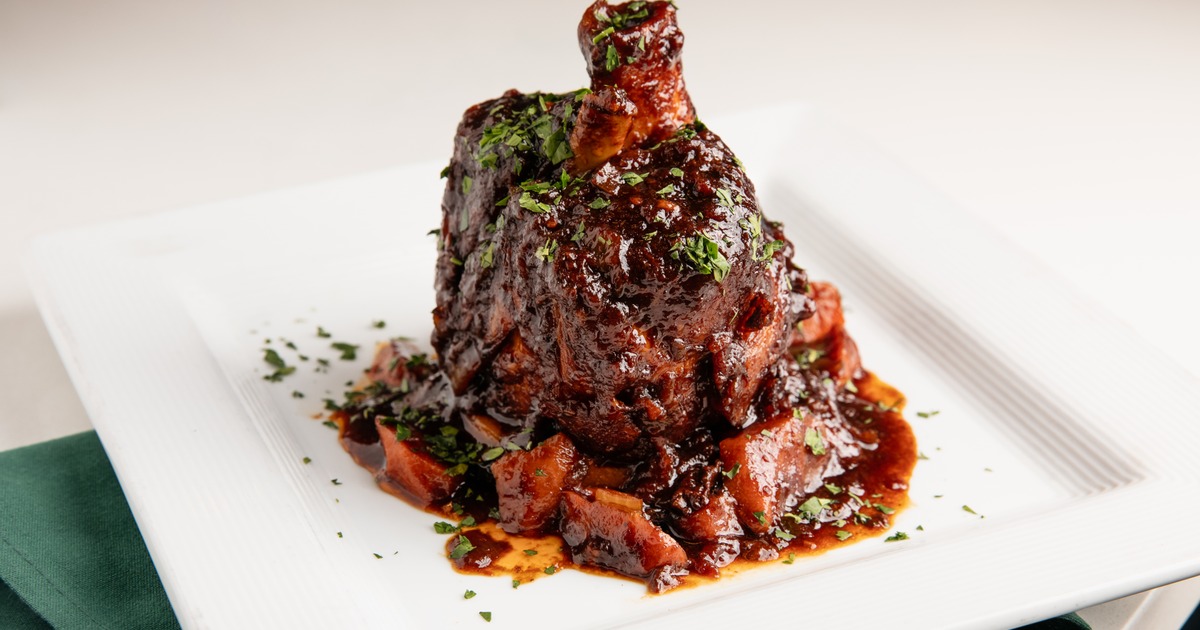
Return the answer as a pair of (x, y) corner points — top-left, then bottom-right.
(332, 342), (916, 592)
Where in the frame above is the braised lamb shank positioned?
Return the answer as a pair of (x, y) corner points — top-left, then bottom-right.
(336, 0), (916, 593)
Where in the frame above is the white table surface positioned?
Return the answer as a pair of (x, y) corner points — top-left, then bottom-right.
(2, 1), (1198, 627)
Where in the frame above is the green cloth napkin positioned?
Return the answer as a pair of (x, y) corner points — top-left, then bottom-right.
(0, 430), (1091, 630)
(0, 431), (179, 630)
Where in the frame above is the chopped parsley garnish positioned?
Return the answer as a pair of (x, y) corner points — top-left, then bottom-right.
(518, 191), (552, 214)
(670, 233), (730, 282)
(773, 527), (796, 541)
(798, 496), (833, 519)
(439, 165), (451, 179)
(592, 25), (615, 43)
(316, 326), (332, 338)
(753, 511), (767, 525)
(916, 410), (940, 418)
(873, 503), (895, 515)
(373, 553), (382, 559)
(715, 188), (735, 208)
(448, 535), (476, 559)
(885, 531), (909, 542)
(544, 566), (559, 575)
(782, 552), (796, 565)
(481, 446), (505, 462)
(434, 521), (459, 534)
(479, 242), (495, 269)
(589, 197), (610, 209)
(261, 349), (295, 382)
(605, 44), (620, 72)
(571, 220), (586, 243)
(534, 240), (558, 263)
(721, 463), (741, 479)
(322, 420), (338, 430)
(464, 590), (476, 600)
(804, 427), (827, 455)
(337, 531), (343, 538)
(534, 468), (547, 477)
(461, 176), (473, 195)
(918, 451), (930, 460)
(835, 530), (852, 541)
(962, 505), (981, 516)
(824, 483), (843, 495)
(511, 579), (520, 589)
(656, 183), (675, 196)
(331, 478), (342, 486)
(523, 549), (538, 556)
(371, 320), (386, 329)
(480, 612), (492, 622)
(291, 390), (304, 399)
(302, 456), (312, 464)
(331, 342), (359, 361)
(669, 167), (684, 177)
(620, 172), (647, 186)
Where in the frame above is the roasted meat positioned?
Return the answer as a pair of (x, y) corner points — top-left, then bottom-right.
(335, 0), (916, 593)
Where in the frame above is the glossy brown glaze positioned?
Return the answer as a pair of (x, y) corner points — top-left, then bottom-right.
(333, 0), (916, 594)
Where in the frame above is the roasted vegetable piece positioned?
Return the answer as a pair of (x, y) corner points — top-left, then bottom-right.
(560, 488), (689, 588)
(718, 409), (833, 534)
(376, 423), (462, 506)
(492, 433), (582, 534)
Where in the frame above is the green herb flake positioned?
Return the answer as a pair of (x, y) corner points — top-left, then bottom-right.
(263, 348), (286, 369)
(518, 191), (552, 214)
(481, 446), (505, 462)
(835, 530), (852, 541)
(302, 456), (312, 464)
(534, 240), (558, 263)
(773, 527), (796, 541)
(916, 410), (940, 418)
(331, 342), (359, 361)
(373, 553), (382, 559)
(885, 531), (909, 542)
(782, 552), (796, 565)
(962, 505), (981, 516)
(715, 188), (735, 208)
(874, 503), (896, 515)
(544, 566), (559, 575)
(721, 463), (741, 479)
(316, 326), (332, 338)
(372, 320), (386, 329)
(589, 197), (611, 210)
(670, 233), (730, 282)
(534, 468), (547, 477)
(434, 521), (459, 534)
(753, 511), (767, 525)
(824, 483), (843, 495)
(480, 611), (492, 622)
(292, 390), (305, 399)
(322, 420), (338, 430)
(464, 590), (476, 600)
(449, 535), (476, 560)
(479, 242), (495, 269)
(656, 183), (675, 196)
(605, 44), (620, 72)
(798, 496), (833, 519)
(621, 172), (648, 186)
(511, 579), (521, 589)
(592, 25), (615, 43)
(523, 549), (538, 556)
(804, 427), (827, 456)
(669, 167), (684, 177)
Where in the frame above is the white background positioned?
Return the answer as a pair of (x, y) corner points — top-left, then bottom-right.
(2, 0), (1198, 626)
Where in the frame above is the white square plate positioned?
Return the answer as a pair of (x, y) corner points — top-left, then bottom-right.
(28, 105), (1200, 629)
